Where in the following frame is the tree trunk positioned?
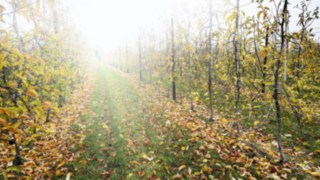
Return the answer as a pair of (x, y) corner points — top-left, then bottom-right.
(187, 29), (194, 111)
(45, 108), (51, 123)
(171, 18), (177, 101)
(208, 0), (214, 122)
(126, 44), (129, 73)
(262, 26), (269, 94)
(139, 36), (143, 83)
(283, 15), (289, 82)
(13, 134), (22, 165)
(11, 2), (24, 52)
(273, 0), (288, 163)
(233, 0), (240, 135)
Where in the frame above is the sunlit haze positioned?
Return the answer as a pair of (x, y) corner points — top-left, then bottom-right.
(64, 0), (177, 52)
(63, 0), (319, 53)
(1, 0), (320, 178)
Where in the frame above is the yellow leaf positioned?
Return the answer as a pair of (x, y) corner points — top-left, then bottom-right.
(297, 80), (302, 89)
(194, 171), (201, 176)
(311, 171), (320, 177)
(127, 173), (133, 178)
(254, 120), (260, 127)
(55, 171), (64, 176)
(26, 89), (38, 98)
(0, 117), (8, 126)
(142, 153), (148, 160)
(11, 128), (24, 135)
(294, 146), (301, 151)
(129, 161), (139, 166)
(78, 159), (87, 165)
(57, 161), (65, 168)
(202, 165), (209, 172)
(0, 87), (8, 92)
(51, 106), (60, 114)
(12, 122), (21, 130)
(306, 113), (312, 122)
(29, 122), (45, 131)
(18, 114), (29, 119)
(102, 123), (108, 129)
(0, 107), (12, 118)
(43, 101), (52, 108)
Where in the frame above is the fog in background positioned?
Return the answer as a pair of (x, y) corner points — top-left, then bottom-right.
(1, 0), (319, 53)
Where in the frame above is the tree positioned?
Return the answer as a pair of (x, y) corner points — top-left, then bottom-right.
(171, 18), (177, 101)
(208, 0), (214, 122)
(0, 0), (85, 167)
(233, 0), (241, 134)
(273, 0), (288, 163)
(139, 36), (143, 83)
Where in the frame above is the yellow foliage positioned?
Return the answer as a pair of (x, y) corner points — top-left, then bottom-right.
(26, 89), (39, 98)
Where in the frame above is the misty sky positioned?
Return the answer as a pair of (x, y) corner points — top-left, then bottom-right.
(64, 0), (319, 52)
(1, 0), (319, 52)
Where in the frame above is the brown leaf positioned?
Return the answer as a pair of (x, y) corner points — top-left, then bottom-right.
(0, 117), (8, 126)
(101, 171), (111, 177)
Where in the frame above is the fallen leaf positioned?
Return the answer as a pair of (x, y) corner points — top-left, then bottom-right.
(178, 165), (186, 171)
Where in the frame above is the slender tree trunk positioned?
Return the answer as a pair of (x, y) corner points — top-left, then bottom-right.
(171, 18), (177, 101)
(262, 26), (269, 93)
(13, 134), (22, 165)
(126, 44), (129, 73)
(253, 17), (263, 92)
(208, 0), (214, 122)
(297, 47), (302, 83)
(30, 1), (39, 46)
(52, 1), (59, 34)
(187, 29), (194, 111)
(297, 28), (305, 93)
(292, 6), (307, 133)
(12, 2), (24, 52)
(233, 0), (240, 134)
(283, 12), (289, 82)
(119, 48), (122, 71)
(139, 36), (143, 83)
(165, 33), (170, 98)
(179, 55), (183, 104)
(273, 0), (288, 163)
(10, 3), (24, 165)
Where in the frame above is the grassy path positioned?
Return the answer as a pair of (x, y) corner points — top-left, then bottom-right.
(71, 66), (111, 179)
(72, 65), (226, 179)
(73, 65), (169, 179)
(103, 65), (156, 179)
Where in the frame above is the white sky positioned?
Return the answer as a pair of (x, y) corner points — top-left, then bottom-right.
(63, 0), (319, 53)
(63, 0), (177, 52)
(1, 0), (319, 52)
